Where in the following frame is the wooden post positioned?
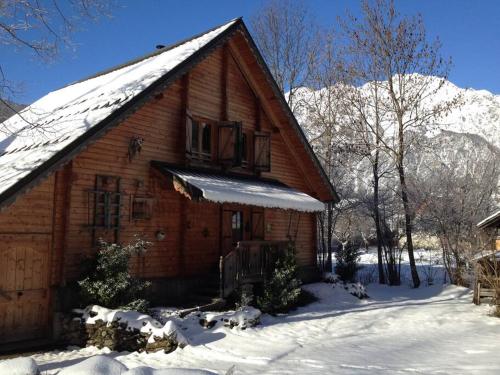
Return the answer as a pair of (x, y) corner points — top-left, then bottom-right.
(59, 161), (73, 286)
(219, 255), (224, 299)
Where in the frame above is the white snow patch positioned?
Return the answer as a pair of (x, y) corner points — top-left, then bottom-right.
(125, 367), (217, 375)
(0, 357), (39, 375)
(27, 282), (500, 374)
(57, 355), (127, 375)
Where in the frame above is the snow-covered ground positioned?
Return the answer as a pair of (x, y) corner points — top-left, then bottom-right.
(16, 279), (500, 374)
(356, 247), (448, 286)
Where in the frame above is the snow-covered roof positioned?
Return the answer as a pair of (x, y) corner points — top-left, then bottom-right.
(153, 163), (325, 212)
(473, 251), (500, 261)
(0, 18), (239, 207)
(477, 210), (500, 229)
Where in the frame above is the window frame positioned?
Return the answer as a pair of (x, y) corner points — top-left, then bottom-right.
(130, 195), (153, 221)
(217, 121), (243, 167)
(231, 211), (244, 244)
(187, 115), (216, 163)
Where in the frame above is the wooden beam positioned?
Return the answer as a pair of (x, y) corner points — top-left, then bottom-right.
(179, 198), (188, 277)
(58, 161), (73, 286)
(221, 45), (229, 121)
(255, 96), (261, 132)
(181, 73), (190, 160)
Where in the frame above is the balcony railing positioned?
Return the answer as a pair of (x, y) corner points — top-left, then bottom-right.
(219, 240), (289, 298)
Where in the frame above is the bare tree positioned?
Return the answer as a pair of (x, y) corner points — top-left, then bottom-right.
(0, 0), (113, 111)
(251, 0), (318, 113)
(295, 30), (349, 272)
(411, 132), (500, 285)
(341, 0), (460, 287)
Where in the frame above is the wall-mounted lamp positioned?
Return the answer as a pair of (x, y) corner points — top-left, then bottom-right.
(156, 230), (166, 241)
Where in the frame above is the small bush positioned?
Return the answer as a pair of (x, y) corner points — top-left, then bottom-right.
(335, 240), (360, 282)
(257, 243), (302, 314)
(78, 237), (152, 311)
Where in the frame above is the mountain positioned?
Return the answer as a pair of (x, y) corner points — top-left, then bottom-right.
(424, 79), (500, 149)
(293, 77), (500, 205)
(295, 77), (500, 150)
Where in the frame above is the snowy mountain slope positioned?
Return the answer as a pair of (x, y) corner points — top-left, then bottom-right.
(428, 80), (500, 148)
(293, 77), (499, 204)
(294, 77), (499, 149)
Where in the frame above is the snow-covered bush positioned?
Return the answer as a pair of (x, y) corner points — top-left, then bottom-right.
(323, 273), (368, 299)
(257, 243), (301, 314)
(78, 237), (152, 311)
(201, 306), (262, 329)
(335, 240), (360, 282)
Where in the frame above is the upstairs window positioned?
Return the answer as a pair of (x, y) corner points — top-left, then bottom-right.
(218, 121), (242, 167)
(186, 113), (271, 172)
(186, 112), (212, 163)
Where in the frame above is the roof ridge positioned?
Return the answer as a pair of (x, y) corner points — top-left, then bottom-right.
(64, 17), (242, 89)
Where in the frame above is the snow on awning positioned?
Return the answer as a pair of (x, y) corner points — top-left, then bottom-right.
(153, 163), (325, 213)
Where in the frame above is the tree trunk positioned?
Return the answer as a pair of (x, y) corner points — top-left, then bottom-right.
(325, 203), (333, 273)
(397, 163), (420, 288)
(372, 158), (386, 284)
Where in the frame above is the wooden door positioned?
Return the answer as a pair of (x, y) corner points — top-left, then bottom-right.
(221, 206), (253, 255)
(0, 235), (51, 344)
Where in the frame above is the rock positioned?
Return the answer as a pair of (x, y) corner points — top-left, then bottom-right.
(145, 332), (178, 354)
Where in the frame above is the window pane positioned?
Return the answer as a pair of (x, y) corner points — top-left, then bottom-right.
(191, 121), (199, 150)
(201, 123), (211, 154)
(241, 133), (247, 162)
(231, 211), (243, 243)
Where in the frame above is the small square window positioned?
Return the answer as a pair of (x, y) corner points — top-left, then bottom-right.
(131, 196), (153, 220)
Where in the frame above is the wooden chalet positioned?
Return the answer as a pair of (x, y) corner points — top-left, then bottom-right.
(473, 210), (500, 305)
(477, 210), (500, 251)
(0, 18), (338, 346)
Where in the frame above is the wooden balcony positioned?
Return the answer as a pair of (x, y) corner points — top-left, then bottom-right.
(219, 240), (289, 298)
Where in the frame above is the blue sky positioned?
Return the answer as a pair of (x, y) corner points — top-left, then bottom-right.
(3, 0), (500, 104)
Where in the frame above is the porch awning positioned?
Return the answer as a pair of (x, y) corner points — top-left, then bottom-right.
(152, 162), (325, 213)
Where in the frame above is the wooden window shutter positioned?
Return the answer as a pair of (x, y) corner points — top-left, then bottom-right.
(254, 131), (271, 172)
(251, 210), (265, 240)
(185, 110), (193, 157)
(218, 121), (242, 166)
